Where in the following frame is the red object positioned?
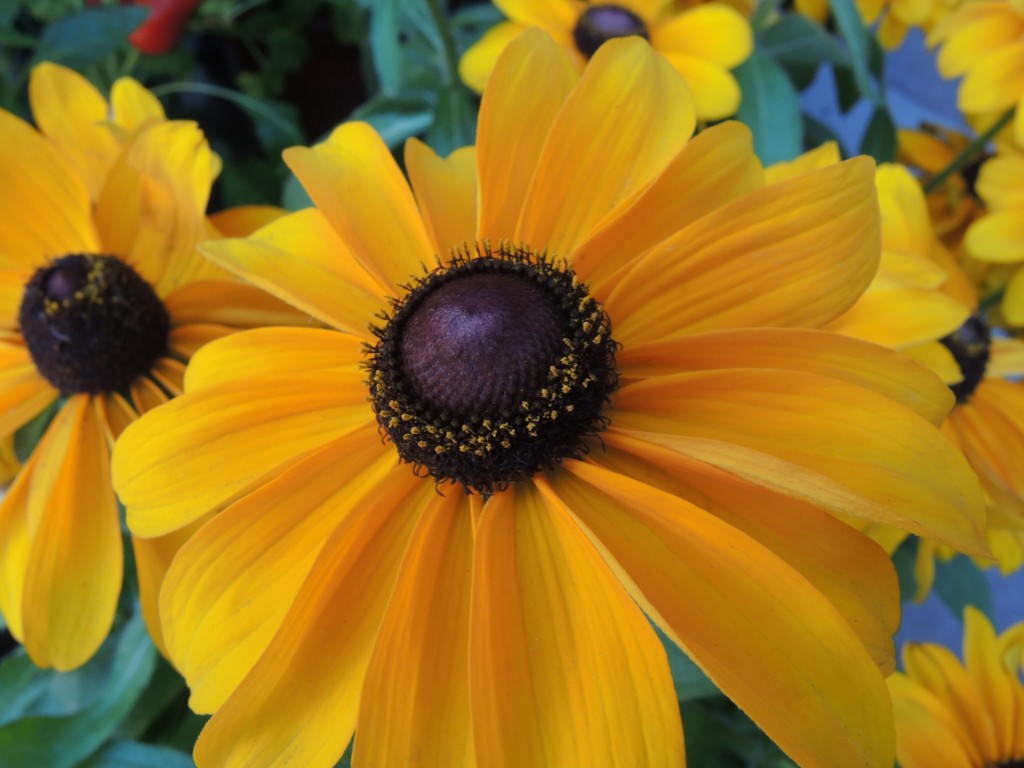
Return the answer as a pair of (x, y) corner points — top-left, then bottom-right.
(128, 0), (204, 55)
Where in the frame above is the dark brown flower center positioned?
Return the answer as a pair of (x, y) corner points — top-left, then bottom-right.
(990, 759), (1024, 768)
(939, 314), (990, 404)
(19, 254), (170, 395)
(573, 4), (648, 58)
(366, 244), (618, 494)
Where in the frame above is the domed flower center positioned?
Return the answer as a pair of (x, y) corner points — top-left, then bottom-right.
(939, 314), (990, 404)
(19, 254), (170, 395)
(367, 245), (618, 494)
(573, 5), (648, 58)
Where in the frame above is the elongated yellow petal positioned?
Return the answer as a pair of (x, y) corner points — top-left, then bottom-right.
(193, 473), (436, 768)
(0, 342), (59, 439)
(354, 489), (474, 767)
(515, 37), (695, 258)
(548, 460), (896, 768)
(113, 372), (375, 537)
(889, 672), (980, 768)
(164, 280), (308, 330)
(458, 21), (530, 94)
(405, 139), (477, 255)
(22, 397), (122, 671)
(493, 0), (578, 29)
(966, 211), (1024, 263)
(827, 287), (971, 349)
(283, 122), (434, 290)
(650, 4), (753, 67)
(471, 481), (683, 768)
(476, 28), (578, 243)
(0, 446), (47, 641)
(656, 52), (742, 120)
(959, 43), (1024, 112)
(207, 205), (284, 238)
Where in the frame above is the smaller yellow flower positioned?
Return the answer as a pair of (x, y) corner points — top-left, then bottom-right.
(890, 607), (1024, 768)
(458, 0), (752, 120)
(792, 0), (939, 50)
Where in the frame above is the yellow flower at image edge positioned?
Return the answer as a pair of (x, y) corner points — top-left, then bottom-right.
(114, 31), (986, 768)
(459, 0), (752, 120)
(890, 607), (1024, 768)
(0, 63), (297, 671)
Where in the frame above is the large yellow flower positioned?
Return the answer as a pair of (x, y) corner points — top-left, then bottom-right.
(0, 63), (300, 671)
(889, 607), (1024, 768)
(458, 0), (752, 120)
(113, 31), (986, 768)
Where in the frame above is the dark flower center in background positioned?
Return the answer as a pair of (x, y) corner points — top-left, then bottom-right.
(991, 759), (1024, 768)
(367, 244), (618, 494)
(573, 4), (648, 58)
(19, 254), (170, 395)
(939, 313), (991, 404)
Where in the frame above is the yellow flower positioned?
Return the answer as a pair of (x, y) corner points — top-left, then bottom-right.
(458, 0), (752, 120)
(929, 0), (1024, 146)
(0, 63), (301, 671)
(889, 607), (1024, 768)
(790, 0), (938, 49)
(113, 31), (986, 768)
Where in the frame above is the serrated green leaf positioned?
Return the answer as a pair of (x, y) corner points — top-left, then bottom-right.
(33, 7), (148, 69)
(14, 399), (61, 464)
(759, 14), (849, 68)
(80, 741), (194, 768)
(0, 612), (157, 768)
(861, 105), (897, 162)
(934, 554), (994, 622)
(829, 0), (882, 105)
(734, 51), (804, 164)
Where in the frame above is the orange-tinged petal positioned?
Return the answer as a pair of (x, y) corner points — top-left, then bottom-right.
(167, 323), (233, 359)
(113, 372), (374, 538)
(611, 368), (986, 552)
(183, 327), (364, 392)
(549, 460), (896, 768)
(129, 373), (170, 417)
(29, 62), (120, 200)
(283, 122), (434, 290)
(572, 121), (763, 291)
(110, 76), (166, 132)
(458, 21), (531, 94)
(617, 327), (955, 426)
(650, 4), (753, 67)
(208, 205), (285, 237)
(0, 271), (27, 330)
(826, 287), (971, 349)
(476, 28), (578, 243)
(604, 158), (879, 343)
(765, 140), (839, 185)
(404, 139), (477, 255)
(471, 480), (683, 768)
(164, 280), (308, 329)
(959, 43), (1024, 113)
(353, 489), (474, 767)
(162, 425), (393, 713)
(198, 209), (385, 338)
(0, 342), (59, 440)
(151, 357), (185, 397)
(22, 396), (121, 670)
(0, 446), (47, 641)
(0, 109), (99, 269)
(193, 469), (435, 768)
(515, 37), (695, 258)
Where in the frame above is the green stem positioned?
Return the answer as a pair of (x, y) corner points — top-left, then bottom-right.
(751, 0), (782, 33)
(979, 286), (1006, 313)
(922, 108), (1014, 195)
(424, 0), (459, 85)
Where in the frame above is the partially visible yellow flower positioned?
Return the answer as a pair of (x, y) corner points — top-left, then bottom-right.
(0, 63), (302, 671)
(929, 1), (1024, 146)
(458, 0), (752, 120)
(0, 436), (17, 486)
(792, 0), (938, 49)
(890, 607), (1024, 768)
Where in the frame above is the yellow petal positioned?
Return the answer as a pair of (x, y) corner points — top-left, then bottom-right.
(889, 672), (980, 768)
(901, 341), (963, 385)
(604, 158), (879, 344)
(354, 488), (474, 767)
(163, 280), (308, 330)
(199, 209), (385, 338)
(404, 139), (477, 255)
(548, 461), (896, 768)
(493, 0), (579, 30)
(22, 396), (122, 670)
(113, 372), (375, 538)
(476, 28), (579, 243)
(650, 4), (753, 67)
(0, 446), (47, 641)
(193, 470), (436, 768)
(764, 141), (840, 185)
(938, 12), (1024, 78)
(283, 122), (434, 290)
(657, 51), (743, 120)
(959, 42), (1024, 113)
(611, 368), (986, 552)
(515, 37), (695, 258)
(167, 323), (233, 360)
(0, 342), (60, 440)
(572, 121), (764, 292)
(826, 287), (971, 349)
(966, 211), (1024, 263)
(162, 425), (393, 713)
(208, 205), (286, 237)
(28, 62), (121, 200)
(458, 21), (530, 94)
(0, 271), (27, 330)
(0, 109), (99, 269)
(471, 480), (683, 768)
(987, 336), (1024, 377)
(876, 163), (932, 258)
(617, 327), (955, 426)
(110, 76), (166, 131)
(963, 606), (1020, 758)
(183, 327), (364, 392)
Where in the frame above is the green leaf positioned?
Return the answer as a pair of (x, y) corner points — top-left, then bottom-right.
(0, 612), (157, 768)
(934, 554), (994, 622)
(759, 14), (849, 68)
(450, 3), (505, 54)
(369, 0), (405, 95)
(424, 86), (476, 156)
(833, 65), (862, 113)
(653, 624), (720, 702)
(891, 537), (919, 603)
(860, 105), (897, 162)
(349, 92), (436, 149)
(828, 0), (882, 105)
(734, 51), (804, 165)
(282, 174), (313, 211)
(802, 114), (843, 155)
(33, 7), (148, 69)
(14, 398), (61, 464)
(80, 741), (194, 768)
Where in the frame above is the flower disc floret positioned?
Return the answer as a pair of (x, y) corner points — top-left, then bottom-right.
(573, 5), (649, 58)
(19, 254), (170, 395)
(366, 243), (618, 494)
(939, 314), (990, 404)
